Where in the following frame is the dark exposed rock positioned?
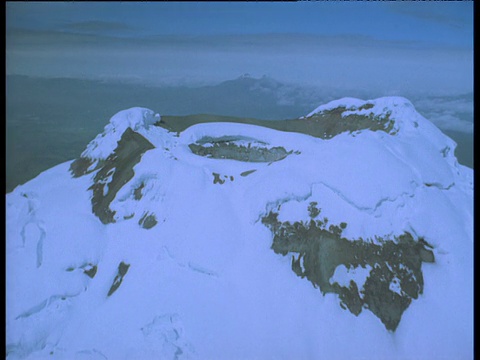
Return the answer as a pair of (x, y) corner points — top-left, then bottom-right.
(213, 172), (226, 185)
(70, 157), (101, 178)
(240, 169), (257, 177)
(358, 103), (375, 111)
(83, 264), (98, 279)
(107, 262), (130, 297)
(308, 201), (320, 219)
(65, 263), (97, 279)
(336, 281), (363, 316)
(133, 182), (145, 200)
(138, 212), (158, 229)
(261, 206), (435, 331)
(305, 108), (394, 138)
(87, 128), (155, 224)
(189, 140), (291, 163)
(159, 107), (395, 140)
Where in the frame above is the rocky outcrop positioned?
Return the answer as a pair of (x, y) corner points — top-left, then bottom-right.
(261, 202), (435, 331)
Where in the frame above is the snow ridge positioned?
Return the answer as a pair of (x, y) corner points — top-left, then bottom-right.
(306, 96), (443, 137)
(81, 107), (160, 160)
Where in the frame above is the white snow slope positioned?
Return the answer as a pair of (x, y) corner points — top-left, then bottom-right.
(6, 98), (473, 359)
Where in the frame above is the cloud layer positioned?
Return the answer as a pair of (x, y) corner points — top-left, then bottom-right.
(6, 30), (473, 98)
(413, 94), (473, 134)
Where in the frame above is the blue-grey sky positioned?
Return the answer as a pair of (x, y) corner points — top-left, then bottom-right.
(6, 1), (473, 95)
(6, 2), (473, 45)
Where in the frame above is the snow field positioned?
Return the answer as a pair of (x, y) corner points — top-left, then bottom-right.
(6, 99), (473, 359)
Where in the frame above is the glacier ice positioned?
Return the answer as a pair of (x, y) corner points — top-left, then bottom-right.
(6, 98), (473, 359)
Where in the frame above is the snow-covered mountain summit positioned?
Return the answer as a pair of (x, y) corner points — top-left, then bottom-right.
(6, 97), (473, 359)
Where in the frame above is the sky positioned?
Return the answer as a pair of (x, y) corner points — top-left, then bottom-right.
(6, 2), (474, 126)
(5, 2), (473, 45)
(6, 2), (473, 92)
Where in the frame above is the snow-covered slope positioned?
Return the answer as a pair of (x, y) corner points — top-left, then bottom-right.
(6, 97), (473, 359)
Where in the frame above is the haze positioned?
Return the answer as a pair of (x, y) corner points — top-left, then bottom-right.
(6, 2), (473, 93)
